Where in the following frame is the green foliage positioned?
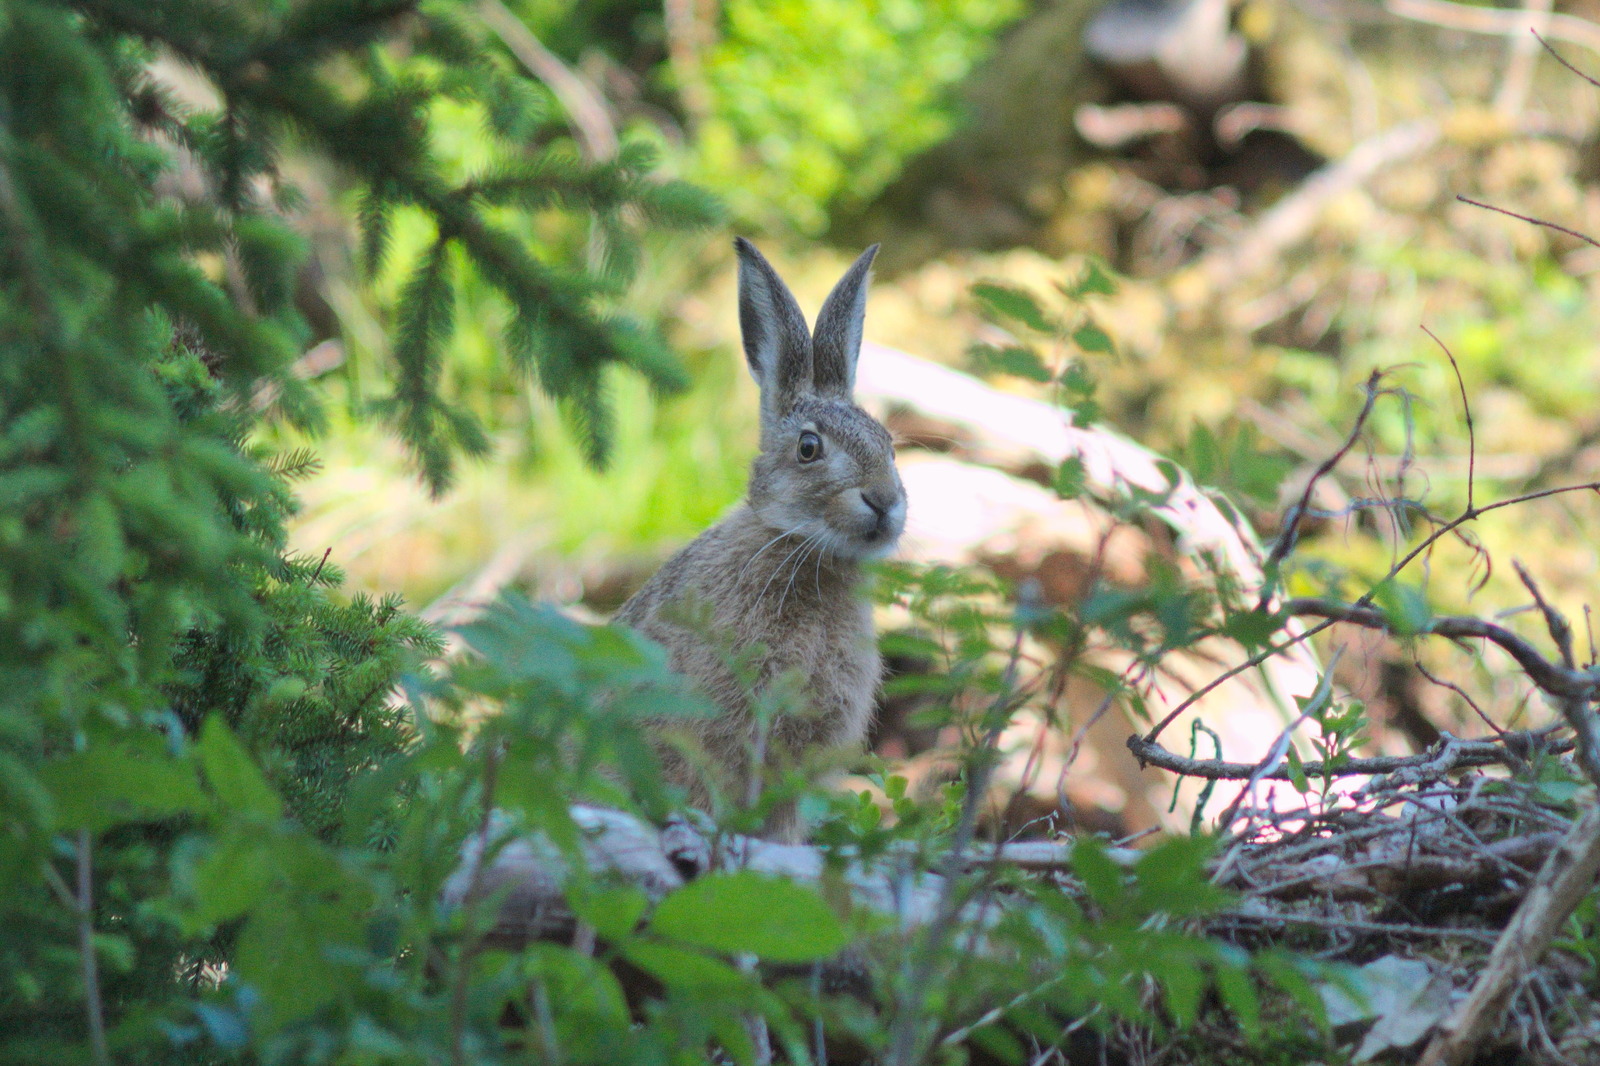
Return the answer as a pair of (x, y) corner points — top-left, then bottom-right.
(967, 261), (1120, 426)
(0, 0), (715, 1061)
(693, 0), (1023, 233)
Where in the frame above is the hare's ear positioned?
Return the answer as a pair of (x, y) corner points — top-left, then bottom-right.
(811, 244), (878, 399)
(735, 237), (811, 419)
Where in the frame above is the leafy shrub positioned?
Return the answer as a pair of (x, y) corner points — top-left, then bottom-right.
(693, 0), (1023, 233)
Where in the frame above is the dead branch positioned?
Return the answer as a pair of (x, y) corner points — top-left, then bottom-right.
(1127, 729), (1560, 782)
(1418, 798), (1600, 1066)
(1284, 598), (1598, 700)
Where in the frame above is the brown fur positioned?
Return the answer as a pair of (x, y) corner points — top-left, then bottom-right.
(614, 240), (905, 841)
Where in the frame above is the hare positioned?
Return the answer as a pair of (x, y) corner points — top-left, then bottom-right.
(615, 238), (906, 842)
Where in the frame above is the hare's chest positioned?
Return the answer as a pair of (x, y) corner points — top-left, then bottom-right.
(774, 596), (879, 748)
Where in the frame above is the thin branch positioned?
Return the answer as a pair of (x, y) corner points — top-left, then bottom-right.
(1456, 195), (1600, 252)
(1414, 660), (1505, 738)
(1257, 370), (1387, 609)
(1285, 598), (1598, 702)
(1128, 729), (1556, 782)
(1513, 560), (1575, 669)
(1214, 648), (1344, 831)
(1535, 29), (1600, 90)
(77, 832), (111, 1066)
(1422, 326), (1474, 514)
(1198, 120), (1442, 294)
(1144, 616), (1340, 744)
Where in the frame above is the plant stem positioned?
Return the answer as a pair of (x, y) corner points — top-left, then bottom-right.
(76, 831), (111, 1066)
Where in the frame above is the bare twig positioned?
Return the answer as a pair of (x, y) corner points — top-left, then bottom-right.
(1457, 195), (1600, 252)
(1285, 598), (1599, 703)
(1422, 326), (1475, 514)
(1535, 29), (1600, 90)
(1414, 660), (1505, 738)
(1216, 911), (1501, 944)
(1418, 798), (1600, 1066)
(1514, 561), (1575, 669)
(1257, 371), (1387, 609)
(1214, 648), (1344, 831)
(1128, 729), (1555, 782)
(1144, 617), (1339, 744)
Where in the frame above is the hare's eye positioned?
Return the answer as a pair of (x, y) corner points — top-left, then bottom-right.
(797, 431), (823, 463)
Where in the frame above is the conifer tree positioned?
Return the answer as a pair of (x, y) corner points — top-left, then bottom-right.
(0, 0), (716, 1058)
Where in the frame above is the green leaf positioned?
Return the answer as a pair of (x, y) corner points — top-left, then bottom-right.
(1053, 455), (1087, 499)
(650, 871), (849, 962)
(1068, 260), (1118, 297)
(570, 885), (650, 942)
(1131, 836), (1228, 916)
(1221, 607), (1281, 649)
(184, 830), (280, 930)
(197, 716), (283, 820)
(39, 740), (205, 832)
(969, 342), (1052, 383)
(971, 283), (1058, 333)
(1069, 838), (1125, 911)
(1372, 579), (1431, 637)
(1214, 962), (1261, 1038)
(1285, 744), (1310, 794)
(621, 941), (749, 990)
(1072, 322), (1114, 354)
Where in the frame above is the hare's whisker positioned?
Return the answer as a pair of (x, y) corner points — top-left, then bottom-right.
(777, 535), (815, 617)
(759, 531), (818, 605)
(738, 527), (799, 587)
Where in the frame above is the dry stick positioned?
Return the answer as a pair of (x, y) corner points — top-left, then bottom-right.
(1386, 0), (1600, 59)
(1417, 799), (1600, 1066)
(1197, 120), (1442, 295)
(1286, 598), (1599, 703)
(1128, 729), (1554, 782)
(77, 831), (110, 1066)
(1143, 616), (1341, 744)
(1213, 647), (1344, 834)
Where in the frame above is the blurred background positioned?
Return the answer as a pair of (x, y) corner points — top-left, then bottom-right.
(258, 0), (1600, 834)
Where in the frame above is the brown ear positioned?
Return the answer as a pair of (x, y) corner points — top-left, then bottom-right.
(735, 237), (812, 422)
(811, 244), (878, 399)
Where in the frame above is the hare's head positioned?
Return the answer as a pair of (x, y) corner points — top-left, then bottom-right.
(734, 237), (906, 562)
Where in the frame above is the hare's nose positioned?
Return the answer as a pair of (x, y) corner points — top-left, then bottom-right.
(861, 489), (894, 519)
